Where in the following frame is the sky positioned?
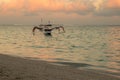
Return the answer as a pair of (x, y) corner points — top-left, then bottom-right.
(0, 0), (120, 25)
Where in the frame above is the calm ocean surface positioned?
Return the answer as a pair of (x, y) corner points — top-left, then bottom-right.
(0, 25), (120, 75)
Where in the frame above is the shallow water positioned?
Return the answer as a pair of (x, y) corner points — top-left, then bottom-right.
(0, 25), (120, 75)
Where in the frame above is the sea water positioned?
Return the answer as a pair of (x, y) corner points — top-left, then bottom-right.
(0, 25), (120, 75)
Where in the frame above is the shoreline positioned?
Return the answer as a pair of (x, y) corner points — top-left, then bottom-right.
(0, 54), (120, 80)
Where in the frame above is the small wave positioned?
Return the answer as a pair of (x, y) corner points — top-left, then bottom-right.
(27, 46), (51, 48)
(53, 62), (92, 68)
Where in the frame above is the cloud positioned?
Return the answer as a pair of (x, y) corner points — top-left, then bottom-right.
(0, 0), (25, 15)
(94, 0), (120, 16)
(24, 0), (93, 15)
(106, 0), (120, 8)
(91, 0), (105, 11)
(0, 0), (93, 16)
(0, 0), (120, 16)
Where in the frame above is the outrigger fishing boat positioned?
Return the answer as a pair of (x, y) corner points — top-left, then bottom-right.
(32, 24), (65, 36)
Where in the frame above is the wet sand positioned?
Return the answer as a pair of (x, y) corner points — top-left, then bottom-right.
(0, 54), (119, 80)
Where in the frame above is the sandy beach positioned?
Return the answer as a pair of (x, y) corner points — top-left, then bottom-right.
(0, 54), (119, 80)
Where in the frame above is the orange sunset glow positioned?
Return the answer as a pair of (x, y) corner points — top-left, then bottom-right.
(0, 0), (120, 25)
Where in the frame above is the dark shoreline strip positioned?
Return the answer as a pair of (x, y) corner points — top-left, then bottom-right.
(0, 54), (119, 80)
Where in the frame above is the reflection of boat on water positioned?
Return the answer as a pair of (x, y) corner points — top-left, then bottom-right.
(32, 23), (65, 36)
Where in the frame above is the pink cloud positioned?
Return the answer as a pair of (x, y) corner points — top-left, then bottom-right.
(0, 0), (24, 15)
(26, 0), (65, 12)
(0, 0), (90, 15)
(106, 0), (120, 8)
(0, 0), (120, 16)
(64, 1), (89, 12)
